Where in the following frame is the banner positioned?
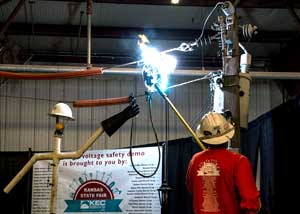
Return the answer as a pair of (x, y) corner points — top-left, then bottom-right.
(31, 146), (162, 214)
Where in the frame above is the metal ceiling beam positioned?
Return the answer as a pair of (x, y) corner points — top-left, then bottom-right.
(2, 23), (296, 43)
(1, 64), (300, 79)
(41, 0), (300, 8)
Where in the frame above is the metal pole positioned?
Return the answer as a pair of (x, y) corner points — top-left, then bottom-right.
(159, 96), (172, 214)
(164, 99), (169, 184)
(155, 84), (206, 151)
(86, 0), (93, 68)
(50, 135), (61, 214)
(0, 0), (26, 36)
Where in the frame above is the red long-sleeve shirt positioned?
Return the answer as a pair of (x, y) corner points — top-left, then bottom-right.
(186, 147), (260, 214)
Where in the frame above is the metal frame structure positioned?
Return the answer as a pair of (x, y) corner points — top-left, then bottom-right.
(3, 116), (105, 213)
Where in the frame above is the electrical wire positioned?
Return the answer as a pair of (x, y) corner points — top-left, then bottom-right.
(102, 60), (142, 70)
(189, 70), (223, 129)
(239, 42), (248, 54)
(166, 72), (212, 90)
(189, 91), (213, 130)
(0, 2), (224, 81)
(0, 94), (74, 104)
(99, 2), (225, 72)
(0, 71), (212, 105)
(128, 95), (161, 178)
(194, 2), (225, 47)
(75, 10), (84, 54)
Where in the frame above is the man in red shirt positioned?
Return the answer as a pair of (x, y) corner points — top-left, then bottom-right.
(186, 112), (261, 214)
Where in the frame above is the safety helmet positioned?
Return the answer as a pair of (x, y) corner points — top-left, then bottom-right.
(196, 111), (234, 145)
(50, 103), (74, 120)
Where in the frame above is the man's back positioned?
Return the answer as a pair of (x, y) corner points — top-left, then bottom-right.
(186, 147), (260, 214)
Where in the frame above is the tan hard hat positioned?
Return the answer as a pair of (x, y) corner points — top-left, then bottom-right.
(196, 111), (235, 145)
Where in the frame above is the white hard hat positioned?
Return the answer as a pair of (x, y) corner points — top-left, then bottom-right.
(196, 111), (234, 145)
(50, 103), (74, 120)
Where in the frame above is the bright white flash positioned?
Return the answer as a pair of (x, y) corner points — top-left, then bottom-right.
(158, 53), (177, 92)
(140, 45), (177, 92)
(213, 84), (224, 113)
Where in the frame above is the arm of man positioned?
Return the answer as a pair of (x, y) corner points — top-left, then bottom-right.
(186, 155), (196, 194)
(234, 155), (261, 214)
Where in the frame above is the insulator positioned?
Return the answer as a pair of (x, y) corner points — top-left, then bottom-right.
(212, 37), (222, 48)
(198, 35), (212, 47)
(178, 34), (215, 52)
(240, 24), (258, 40)
(211, 22), (221, 31)
(213, 32), (223, 48)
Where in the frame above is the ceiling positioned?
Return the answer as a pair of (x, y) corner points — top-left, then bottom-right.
(0, 0), (300, 70)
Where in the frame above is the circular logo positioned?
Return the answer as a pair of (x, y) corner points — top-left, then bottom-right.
(73, 180), (114, 200)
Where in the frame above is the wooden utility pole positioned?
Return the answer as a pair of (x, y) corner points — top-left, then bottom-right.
(219, 5), (241, 148)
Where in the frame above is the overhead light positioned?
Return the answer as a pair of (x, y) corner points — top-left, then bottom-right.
(171, 0), (180, 4)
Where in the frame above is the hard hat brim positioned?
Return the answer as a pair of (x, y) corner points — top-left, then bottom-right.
(197, 123), (235, 145)
(49, 113), (75, 121)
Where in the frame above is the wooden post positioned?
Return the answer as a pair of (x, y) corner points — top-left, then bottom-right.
(220, 12), (241, 148)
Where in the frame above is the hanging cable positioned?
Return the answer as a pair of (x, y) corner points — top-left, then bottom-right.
(0, 2), (224, 80)
(0, 94), (74, 104)
(100, 2), (226, 71)
(75, 10), (84, 54)
(72, 71), (213, 108)
(129, 92), (161, 178)
(0, 71), (213, 107)
(0, 2), (225, 81)
(72, 72), (212, 108)
(194, 2), (225, 47)
(161, 2), (225, 54)
(189, 72), (215, 128)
